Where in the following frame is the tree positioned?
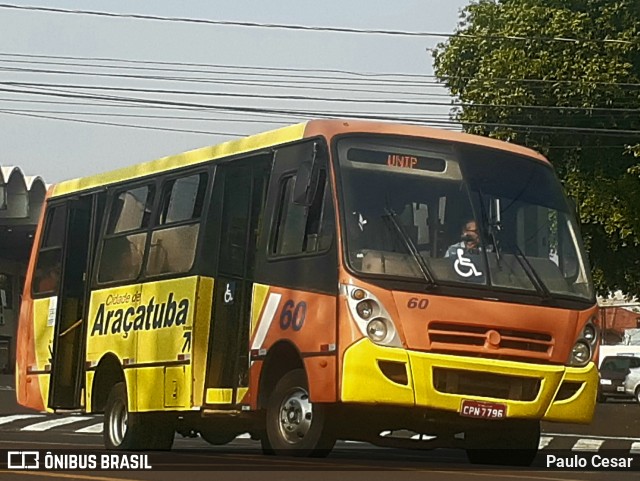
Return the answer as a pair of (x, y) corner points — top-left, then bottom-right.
(433, 0), (640, 294)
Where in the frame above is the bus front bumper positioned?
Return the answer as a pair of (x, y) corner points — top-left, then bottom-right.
(341, 339), (597, 424)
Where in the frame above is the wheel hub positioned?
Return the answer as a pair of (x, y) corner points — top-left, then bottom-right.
(278, 388), (312, 444)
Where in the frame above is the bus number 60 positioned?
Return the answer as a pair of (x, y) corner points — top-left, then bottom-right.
(407, 298), (429, 309)
(279, 300), (307, 331)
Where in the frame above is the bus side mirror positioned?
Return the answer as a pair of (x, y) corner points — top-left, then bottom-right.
(293, 143), (320, 205)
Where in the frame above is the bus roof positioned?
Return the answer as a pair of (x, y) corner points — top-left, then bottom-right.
(51, 119), (549, 198)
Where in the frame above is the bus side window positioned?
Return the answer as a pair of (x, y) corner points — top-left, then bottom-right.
(271, 169), (329, 257)
(97, 184), (154, 284)
(33, 205), (67, 296)
(99, 235), (144, 283)
(146, 172), (208, 276)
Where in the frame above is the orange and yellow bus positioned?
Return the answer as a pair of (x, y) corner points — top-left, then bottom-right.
(16, 120), (598, 465)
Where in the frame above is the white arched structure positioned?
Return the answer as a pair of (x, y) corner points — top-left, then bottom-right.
(0, 165), (47, 373)
(0, 166), (46, 222)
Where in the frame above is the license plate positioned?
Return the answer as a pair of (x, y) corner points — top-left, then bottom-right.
(600, 379), (612, 385)
(460, 399), (506, 419)
(617, 386), (625, 392)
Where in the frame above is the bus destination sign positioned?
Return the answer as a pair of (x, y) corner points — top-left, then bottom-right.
(347, 148), (446, 172)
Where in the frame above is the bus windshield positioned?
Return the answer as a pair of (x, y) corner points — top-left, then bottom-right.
(336, 136), (594, 302)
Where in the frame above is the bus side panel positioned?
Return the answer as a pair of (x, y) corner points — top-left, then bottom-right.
(86, 277), (201, 413)
(15, 192), (51, 412)
(136, 277), (199, 410)
(86, 285), (138, 411)
(192, 276), (214, 409)
(249, 285), (338, 406)
(15, 298), (53, 411)
(244, 283), (271, 407)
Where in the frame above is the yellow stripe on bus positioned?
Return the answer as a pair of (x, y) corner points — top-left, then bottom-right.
(237, 387), (249, 404)
(205, 388), (233, 404)
(51, 123), (307, 197)
(251, 284), (270, 336)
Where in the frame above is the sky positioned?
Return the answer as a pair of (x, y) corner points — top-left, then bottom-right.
(0, 0), (470, 183)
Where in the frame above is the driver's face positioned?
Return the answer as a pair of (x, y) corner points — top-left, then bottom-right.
(463, 221), (479, 248)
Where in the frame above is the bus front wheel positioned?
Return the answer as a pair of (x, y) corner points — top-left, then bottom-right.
(104, 382), (174, 450)
(263, 369), (335, 457)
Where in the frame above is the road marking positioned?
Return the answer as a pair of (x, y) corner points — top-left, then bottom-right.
(0, 414), (44, 426)
(5, 416), (640, 457)
(75, 422), (103, 434)
(572, 438), (605, 451)
(545, 432), (640, 442)
(21, 416), (93, 431)
(0, 469), (145, 481)
(539, 435), (553, 449)
(0, 439), (103, 447)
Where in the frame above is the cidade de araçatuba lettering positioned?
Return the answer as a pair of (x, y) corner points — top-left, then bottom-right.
(91, 292), (189, 338)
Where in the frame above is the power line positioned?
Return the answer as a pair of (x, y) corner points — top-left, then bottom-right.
(2, 52), (640, 90)
(0, 107), (294, 125)
(0, 61), (444, 88)
(2, 79), (639, 137)
(0, 97), (461, 125)
(2, 87), (639, 138)
(3, 80), (640, 114)
(0, 108), (464, 136)
(0, 65), (454, 98)
(0, 80), (468, 107)
(0, 52), (431, 79)
(0, 4), (634, 45)
(0, 109), (243, 136)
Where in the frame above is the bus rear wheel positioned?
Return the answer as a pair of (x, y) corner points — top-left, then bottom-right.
(465, 419), (540, 466)
(104, 382), (174, 450)
(263, 369), (335, 457)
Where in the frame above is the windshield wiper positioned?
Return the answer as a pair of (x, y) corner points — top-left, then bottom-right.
(508, 242), (553, 302)
(382, 208), (437, 288)
(470, 185), (551, 301)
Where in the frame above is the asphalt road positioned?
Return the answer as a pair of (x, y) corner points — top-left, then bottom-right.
(1, 375), (640, 480)
(1, 431), (639, 481)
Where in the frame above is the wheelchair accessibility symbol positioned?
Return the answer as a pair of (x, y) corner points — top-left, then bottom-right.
(454, 248), (483, 278)
(224, 282), (235, 304)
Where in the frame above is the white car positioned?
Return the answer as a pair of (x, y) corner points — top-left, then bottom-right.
(624, 367), (640, 403)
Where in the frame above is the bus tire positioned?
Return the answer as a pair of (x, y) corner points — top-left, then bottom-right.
(465, 420), (539, 466)
(104, 382), (174, 450)
(264, 369), (335, 457)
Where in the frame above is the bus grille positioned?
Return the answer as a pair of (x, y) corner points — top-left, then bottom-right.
(427, 322), (553, 355)
(432, 367), (541, 401)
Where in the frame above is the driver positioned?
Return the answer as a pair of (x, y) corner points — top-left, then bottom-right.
(445, 219), (480, 258)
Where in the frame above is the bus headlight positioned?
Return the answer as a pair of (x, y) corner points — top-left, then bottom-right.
(568, 319), (599, 367)
(583, 324), (597, 343)
(356, 300), (376, 319)
(367, 318), (388, 343)
(570, 342), (591, 366)
(341, 284), (402, 348)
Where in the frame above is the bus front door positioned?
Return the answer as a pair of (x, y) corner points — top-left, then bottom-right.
(204, 157), (271, 407)
(49, 193), (104, 410)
